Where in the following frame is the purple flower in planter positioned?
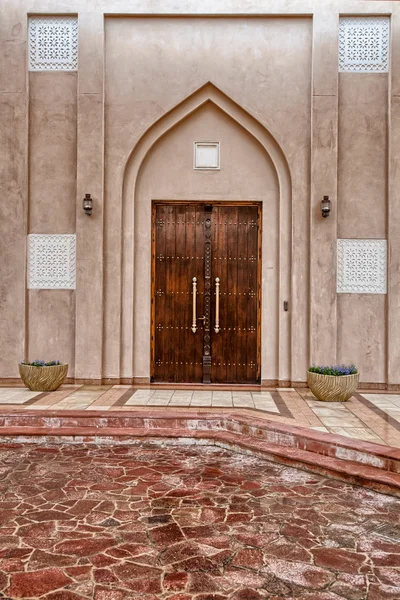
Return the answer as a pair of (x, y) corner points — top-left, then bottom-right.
(20, 360), (63, 367)
(308, 364), (358, 376)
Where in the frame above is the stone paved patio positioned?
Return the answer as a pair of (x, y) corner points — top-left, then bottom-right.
(1, 386), (400, 448)
(0, 442), (400, 599)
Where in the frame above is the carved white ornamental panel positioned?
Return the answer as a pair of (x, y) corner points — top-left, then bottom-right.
(29, 16), (78, 71)
(339, 17), (390, 73)
(337, 239), (387, 294)
(28, 234), (76, 289)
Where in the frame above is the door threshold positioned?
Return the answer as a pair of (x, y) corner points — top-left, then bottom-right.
(149, 383), (262, 391)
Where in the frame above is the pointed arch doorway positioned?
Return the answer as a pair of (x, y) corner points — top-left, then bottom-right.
(151, 200), (262, 384)
(122, 83), (292, 385)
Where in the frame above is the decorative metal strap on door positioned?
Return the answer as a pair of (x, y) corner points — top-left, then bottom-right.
(202, 205), (213, 383)
(190, 206), (221, 383)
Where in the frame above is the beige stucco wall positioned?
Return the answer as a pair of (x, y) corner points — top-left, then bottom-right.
(337, 73), (388, 383)
(27, 72), (77, 374)
(28, 291), (76, 372)
(29, 72), (77, 234)
(0, 0), (399, 387)
(104, 15), (311, 383)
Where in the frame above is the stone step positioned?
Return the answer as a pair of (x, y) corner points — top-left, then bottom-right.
(1, 409), (400, 497)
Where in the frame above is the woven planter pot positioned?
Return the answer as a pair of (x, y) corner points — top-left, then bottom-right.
(19, 363), (68, 392)
(307, 371), (359, 402)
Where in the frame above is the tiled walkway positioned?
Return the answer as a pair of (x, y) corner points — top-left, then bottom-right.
(1, 442), (400, 599)
(1, 386), (400, 448)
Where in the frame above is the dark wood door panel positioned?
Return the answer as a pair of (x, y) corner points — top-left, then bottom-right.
(152, 202), (261, 384)
(211, 205), (260, 384)
(152, 204), (204, 383)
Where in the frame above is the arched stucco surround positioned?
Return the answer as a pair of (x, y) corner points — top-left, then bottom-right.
(121, 82), (292, 383)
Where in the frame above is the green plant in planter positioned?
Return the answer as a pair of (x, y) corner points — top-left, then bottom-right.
(307, 364), (359, 402)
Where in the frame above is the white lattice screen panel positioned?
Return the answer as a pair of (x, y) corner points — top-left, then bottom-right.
(337, 239), (387, 294)
(29, 16), (78, 71)
(28, 235), (76, 289)
(339, 17), (389, 72)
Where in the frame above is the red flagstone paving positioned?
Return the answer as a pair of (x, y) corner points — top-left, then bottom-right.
(1, 410), (400, 497)
(0, 443), (400, 598)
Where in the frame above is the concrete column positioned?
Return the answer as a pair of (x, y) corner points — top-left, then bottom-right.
(0, 1), (28, 377)
(309, 8), (339, 366)
(75, 12), (105, 382)
(388, 5), (400, 388)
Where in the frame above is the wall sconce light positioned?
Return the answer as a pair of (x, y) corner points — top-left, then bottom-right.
(83, 193), (93, 216)
(321, 195), (331, 218)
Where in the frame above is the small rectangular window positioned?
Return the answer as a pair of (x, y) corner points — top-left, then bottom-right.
(194, 142), (220, 170)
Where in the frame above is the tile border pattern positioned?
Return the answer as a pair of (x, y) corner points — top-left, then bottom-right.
(112, 388), (293, 418)
(355, 392), (400, 433)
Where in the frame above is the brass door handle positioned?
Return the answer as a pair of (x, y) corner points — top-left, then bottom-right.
(191, 277), (197, 333)
(214, 277), (220, 333)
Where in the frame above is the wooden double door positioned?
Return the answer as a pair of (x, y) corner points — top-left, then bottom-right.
(151, 201), (261, 384)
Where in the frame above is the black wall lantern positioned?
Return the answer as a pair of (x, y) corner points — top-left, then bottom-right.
(321, 195), (331, 218)
(83, 193), (93, 216)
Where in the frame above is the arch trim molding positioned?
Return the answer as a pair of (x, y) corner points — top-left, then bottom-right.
(121, 82), (292, 381)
